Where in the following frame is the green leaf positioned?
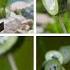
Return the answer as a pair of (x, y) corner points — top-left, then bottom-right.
(44, 17), (64, 33)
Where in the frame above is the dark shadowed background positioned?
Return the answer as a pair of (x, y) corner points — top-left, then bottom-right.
(37, 36), (70, 70)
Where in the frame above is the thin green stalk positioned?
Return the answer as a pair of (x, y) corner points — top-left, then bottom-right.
(7, 53), (18, 70)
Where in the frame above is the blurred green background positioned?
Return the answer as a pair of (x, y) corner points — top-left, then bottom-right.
(37, 36), (70, 70)
(0, 36), (33, 70)
(36, 0), (46, 13)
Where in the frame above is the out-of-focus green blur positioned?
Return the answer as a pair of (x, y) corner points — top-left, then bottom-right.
(0, 37), (33, 70)
(36, 0), (46, 13)
(37, 37), (70, 70)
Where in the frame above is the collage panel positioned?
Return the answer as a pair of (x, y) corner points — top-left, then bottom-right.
(0, 0), (34, 34)
(36, 0), (70, 33)
(0, 36), (33, 70)
(37, 36), (70, 70)
(1, 0), (70, 70)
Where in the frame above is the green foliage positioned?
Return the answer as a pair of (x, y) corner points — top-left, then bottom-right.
(0, 8), (6, 18)
(44, 17), (63, 33)
(44, 23), (63, 33)
(37, 0), (70, 33)
(0, 0), (9, 8)
(63, 12), (70, 33)
(44, 12), (70, 33)
(0, 0), (10, 19)
(37, 0), (46, 13)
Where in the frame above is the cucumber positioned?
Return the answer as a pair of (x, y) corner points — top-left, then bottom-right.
(42, 0), (67, 16)
(0, 36), (18, 55)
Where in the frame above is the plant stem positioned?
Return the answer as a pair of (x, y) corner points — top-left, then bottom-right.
(7, 53), (18, 70)
(59, 17), (67, 33)
(60, 22), (67, 33)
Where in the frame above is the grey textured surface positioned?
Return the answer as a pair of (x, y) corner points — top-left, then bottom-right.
(0, 0), (34, 33)
(1, 17), (33, 33)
